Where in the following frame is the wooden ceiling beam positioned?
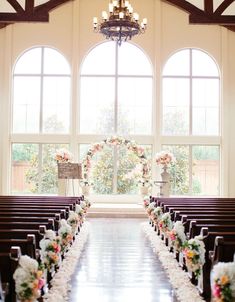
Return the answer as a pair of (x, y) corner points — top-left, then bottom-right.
(162, 0), (235, 31)
(0, 0), (72, 25)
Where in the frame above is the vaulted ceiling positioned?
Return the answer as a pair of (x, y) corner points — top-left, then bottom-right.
(0, 0), (235, 32)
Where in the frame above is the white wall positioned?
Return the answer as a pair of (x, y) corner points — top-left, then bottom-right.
(0, 0), (235, 195)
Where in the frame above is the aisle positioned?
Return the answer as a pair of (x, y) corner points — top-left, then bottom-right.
(69, 218), (178, 302)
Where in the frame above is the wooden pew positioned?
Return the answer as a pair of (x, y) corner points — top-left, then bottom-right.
(209, 236), (235, 266)
(0, 246), (21, 302)
(0, 227), (45, 249)
(188, 221), (235, 239)
(0, 235), (36, 259)
(198, 228), (235, 300)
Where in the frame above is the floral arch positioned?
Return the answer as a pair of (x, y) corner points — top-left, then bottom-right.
(82, 136), (151, 190)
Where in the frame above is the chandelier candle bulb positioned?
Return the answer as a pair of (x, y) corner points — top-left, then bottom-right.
(109, 3), (113, 12)
(125, 1), (129, 7)
(113, 0), (118, 7)
(133, 13), (139, 21)
(93, 17), (98, 24)
(102, 11), (108, 20)
(143, 18), (147, 25)
(119, 12), (124, 19)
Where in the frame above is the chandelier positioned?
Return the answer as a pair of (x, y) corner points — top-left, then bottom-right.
(93, 0), (147, 45)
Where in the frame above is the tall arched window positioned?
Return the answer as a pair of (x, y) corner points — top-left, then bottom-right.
(79, 42), (153, 195)
(162, 48), (220, 196)
(11, 47), (71, 194)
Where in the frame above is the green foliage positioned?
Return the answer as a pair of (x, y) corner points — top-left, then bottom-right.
(165, 145), (190, 195)
(12, 144), (38, 162)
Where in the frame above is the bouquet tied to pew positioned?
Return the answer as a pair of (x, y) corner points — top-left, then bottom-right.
(168, 221), (186, 252)
(67, 210), (80, 235)
(39, 229), (61, 270)
(13, 255), (45, 302)
(151, 206), (163, 225)
(58, 219), (73, 252)
(211, 262), (235, 302)
(182, 235), (205, 278)
(158, 212), (173, 234)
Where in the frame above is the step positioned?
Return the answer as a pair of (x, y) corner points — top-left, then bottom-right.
(87, 203), (146, 218)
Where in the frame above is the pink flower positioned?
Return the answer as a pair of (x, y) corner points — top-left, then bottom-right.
(213, 284), (221, 298)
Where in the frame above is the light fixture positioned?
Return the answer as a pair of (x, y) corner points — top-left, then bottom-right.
(93, 0), (147, 45)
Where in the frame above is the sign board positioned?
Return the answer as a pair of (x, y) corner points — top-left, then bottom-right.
(58, 163), (82, 179)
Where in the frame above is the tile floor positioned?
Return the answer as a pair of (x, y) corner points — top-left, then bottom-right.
(69, 218), (178, 302)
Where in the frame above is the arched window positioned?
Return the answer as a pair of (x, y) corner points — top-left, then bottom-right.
(13, 47), (71, 134)
(79, 42), (153, 195)
(162, 49), (220, 196)
(11, 47), (71, 194)
(80, 41), (153, 135)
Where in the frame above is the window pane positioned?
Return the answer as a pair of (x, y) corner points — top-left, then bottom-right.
(81, 42), (116, 75)
(162, 145), (190, 195)
(163, 49), (190, 76)
(11, 144), (39, 194)
(80, 77), (115, 134)
(43, 77), (70, 133)
(118, 43), (152, 75)
(192, 146), (220, 195)
(41, 144), (69, 194)
(192, 79), (219, 135)
(192, 49), (219, 76)
(118, 78), (152, 135)
(14, 48), (42, 74)
(162, 78), (189, 135)
(13, 76), (40, 133)
(43, 48), (70, 75)
(11, 143), (69, 194)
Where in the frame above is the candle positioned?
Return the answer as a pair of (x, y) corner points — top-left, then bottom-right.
(93, 17), (98, 24)
(143, 18), (147, 25)
(119, 12), (124, 19)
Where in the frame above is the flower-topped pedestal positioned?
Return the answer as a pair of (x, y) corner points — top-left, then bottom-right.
(160, 165), (171, 197)
(155, 151), (175, 197)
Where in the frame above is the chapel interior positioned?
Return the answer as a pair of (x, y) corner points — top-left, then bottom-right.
(1, 1), (235, 302)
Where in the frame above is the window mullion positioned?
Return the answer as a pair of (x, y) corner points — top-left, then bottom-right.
(40, 47), (44, 133)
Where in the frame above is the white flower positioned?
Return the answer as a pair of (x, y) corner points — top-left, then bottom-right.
(173, 221), (186, 243)
(44, 229), (56, 241)
(75, 204), (83, 214)
(19, 255), (38, 272)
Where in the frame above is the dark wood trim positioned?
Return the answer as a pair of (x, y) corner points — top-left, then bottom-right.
(190, 14), (235, 24)
(25, 0), (35, 15)
(204, 0), (213, 14)
(35, 0), (73, 14)
(162, 0), (203, 15)
(7, 0), (24, 13)
(214, 0), (234, 16)
(0, 12), (49, 22)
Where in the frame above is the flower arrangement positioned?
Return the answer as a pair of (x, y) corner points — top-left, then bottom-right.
(158, 212), (173, 233)
(151, 206), (163, 225)
(168, 221), (186, 252)
(39, 230), (61, 270)
(75, 204), (85, 222)
(146, 201), (156, 216)
(58, 219), (73, 252)
(183, 236), (205, 278)
(55, 148), (73, 163)
(13, 255), (45, 302)
(143, 196), (150, 209)
(155, 150), (175, 166)
(82, 136), (151, 187)
(67, 211), (80, 235)
(211, 262), (235, 302)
